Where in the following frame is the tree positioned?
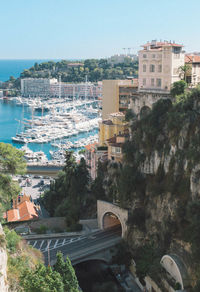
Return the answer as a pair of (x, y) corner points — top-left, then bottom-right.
(0, 143), (26, 216)
(179, 64), (191, 82)
(170, 80), (187, 98)
(20, 264), (64, 292)
(54, 252), (79, 292)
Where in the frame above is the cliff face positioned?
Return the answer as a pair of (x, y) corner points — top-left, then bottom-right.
(103, 91), (200, 287)
(0, 224), (8, 292)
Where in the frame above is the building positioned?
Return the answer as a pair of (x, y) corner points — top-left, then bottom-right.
(84, 142), (107, 180)
(138, 40), (184, 92)
(99, 112), (129, 147)
(50, 81), (102, 99)
(21, 78), (57, 97)
(102, 79), (138, 119)
(185, 55), (200, 86)
(107, 54), (138, 65)
(5, 194), (38, 222)
(21, 78), (102, 99)
(107, 132), (129, 163)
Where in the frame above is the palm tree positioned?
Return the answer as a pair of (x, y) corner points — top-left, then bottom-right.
(179, 64), (191, 83)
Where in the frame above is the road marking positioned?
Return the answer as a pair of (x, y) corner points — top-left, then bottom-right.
(39, 240), (44, 249)
(32, 241), (37, 248)
(54, 239), (59, 248)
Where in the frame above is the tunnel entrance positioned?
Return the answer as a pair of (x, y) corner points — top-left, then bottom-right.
(102, 212), (122, 236)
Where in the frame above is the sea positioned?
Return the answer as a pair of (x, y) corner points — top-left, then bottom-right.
(0, 60), (98, 159)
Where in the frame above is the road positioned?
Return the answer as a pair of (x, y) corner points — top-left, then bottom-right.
(27, 226), (121, 265)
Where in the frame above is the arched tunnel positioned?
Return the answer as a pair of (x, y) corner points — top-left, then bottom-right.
(102, 212), (122, 236)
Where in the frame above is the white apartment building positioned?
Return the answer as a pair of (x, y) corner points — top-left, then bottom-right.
(21, 78), (57, 97)
(50, 82), (102, 99)
(21, 78), (102, 99)
(138, 40), (184, 92)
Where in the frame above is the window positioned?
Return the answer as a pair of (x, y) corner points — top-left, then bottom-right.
(143, 54), (147, 58)
(116, 147), (121, 153)
(143, 78), (146, 86)
(152, 54), (156, 58)
(158, 65), (162, 72)
(151, 78), (154, 86)
(156, 78), (162, 87)
(143, 64), (146, 72)
(150, 64), (155, 72)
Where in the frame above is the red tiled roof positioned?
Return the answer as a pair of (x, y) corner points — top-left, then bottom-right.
(85, 142), (97, 152)
(142, 42), (183, 48)
(7, 209), (19, 222)
(6, 200), (38, 222)
(185, 55), (200, 63)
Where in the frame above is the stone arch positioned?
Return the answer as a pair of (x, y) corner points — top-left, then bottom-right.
(160, 254), (189, 290)
(102, 212), (122, 236)
(97, 200), (129, 238)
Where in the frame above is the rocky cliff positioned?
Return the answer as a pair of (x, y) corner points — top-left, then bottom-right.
(0, 224), (8, 292)
(102, 89), (200, 289)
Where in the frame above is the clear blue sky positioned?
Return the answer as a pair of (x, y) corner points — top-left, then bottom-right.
(1, 0), (200, 59)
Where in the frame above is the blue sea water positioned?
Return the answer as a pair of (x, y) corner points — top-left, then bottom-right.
(0, 59), (59, 82)
(0, 100), (98, 159)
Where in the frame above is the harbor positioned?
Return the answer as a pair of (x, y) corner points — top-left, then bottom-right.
(0, 96), (100, 165)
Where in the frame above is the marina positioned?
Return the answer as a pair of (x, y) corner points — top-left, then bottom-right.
(0, 96), (100, 164)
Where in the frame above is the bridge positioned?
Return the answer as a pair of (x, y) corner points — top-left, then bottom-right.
(27, 226), (121, 266)
(26, 200), (129, 265)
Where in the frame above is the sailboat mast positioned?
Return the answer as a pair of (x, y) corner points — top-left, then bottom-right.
(59, 75), (61, 99)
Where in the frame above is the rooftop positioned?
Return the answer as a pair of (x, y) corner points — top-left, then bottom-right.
(185, 54), (200, 63)
(141, 40), (183, 50)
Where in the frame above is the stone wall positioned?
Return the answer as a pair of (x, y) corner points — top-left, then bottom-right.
(97, 200), (129, 237)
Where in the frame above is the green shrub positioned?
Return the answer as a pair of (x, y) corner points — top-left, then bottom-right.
(4, 227), (20, 253)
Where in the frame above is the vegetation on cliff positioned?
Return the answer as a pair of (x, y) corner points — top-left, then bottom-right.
(42, 152), (94, 230)
(93, 85), (200, 289)
(0, 143), (26, 218)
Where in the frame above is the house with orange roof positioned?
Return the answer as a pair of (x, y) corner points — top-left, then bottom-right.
(5, 194), (38, 222)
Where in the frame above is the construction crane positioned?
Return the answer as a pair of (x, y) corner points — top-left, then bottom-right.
(122, 47), (136, 56)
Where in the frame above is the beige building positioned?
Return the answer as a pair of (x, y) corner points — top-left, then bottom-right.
(185, 55), (200, 87)
(99, 112), (129, 146)
(107, 132), (129, 163)
(102, 79), (138, 119)
(138, 40), (184, 92)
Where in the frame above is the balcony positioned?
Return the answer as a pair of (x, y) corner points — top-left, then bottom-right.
(139, 87), (170, 94)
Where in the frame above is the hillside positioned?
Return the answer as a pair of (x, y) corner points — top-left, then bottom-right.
(1, 58), (138, 93)
(96, 87), (200, 290)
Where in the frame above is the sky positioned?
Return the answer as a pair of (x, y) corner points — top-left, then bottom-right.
(0, 0), (200, 59)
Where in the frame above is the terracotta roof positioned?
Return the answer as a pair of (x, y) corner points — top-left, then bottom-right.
(185, 55), (200, 63)
(6, 200), (38, 222)
(7, 209), (19, 222)
(18, 201), (38, 221)
(142, 41), (183, 48)
(85, 142), (97, 152)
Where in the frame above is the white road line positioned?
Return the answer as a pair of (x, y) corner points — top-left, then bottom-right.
(54, 239), (59, 248)
(32, 241), (37, 248)
(45, 240), (51, 252)
(62, 239), (66, 246)
(39, 240), (44, 250)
